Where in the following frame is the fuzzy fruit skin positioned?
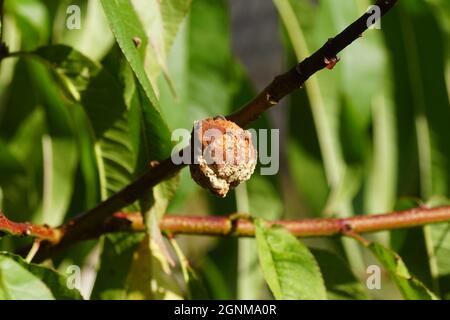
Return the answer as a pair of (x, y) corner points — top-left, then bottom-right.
(189, 117), (257, 197)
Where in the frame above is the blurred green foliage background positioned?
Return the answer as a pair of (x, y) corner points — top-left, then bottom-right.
(0, 0), (449, 300)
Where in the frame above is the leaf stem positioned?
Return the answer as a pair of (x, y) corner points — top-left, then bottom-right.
(25, 240), (41, 263)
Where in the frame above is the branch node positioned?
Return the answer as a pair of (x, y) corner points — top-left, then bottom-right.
(0, 42), (9, 62)
(24, 225), (32, 236)
(324, 56), (340, 70)
(339, 220), (371, 246)
(265, 93), (278, 105)
(339, 220), (353, 234)
(228, 213), (252, 236)
(149, 160), (160, 168)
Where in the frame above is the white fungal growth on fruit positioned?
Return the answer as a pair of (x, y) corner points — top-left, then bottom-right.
(189, 117), (257, 197)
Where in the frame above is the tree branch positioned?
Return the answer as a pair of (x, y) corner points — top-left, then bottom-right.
(159, 206), (450, 237)
(2, 205), (450, 262)
(0, 212), (59, 242)
(227, 0), (399, 127)
(2, 0), (400, 261)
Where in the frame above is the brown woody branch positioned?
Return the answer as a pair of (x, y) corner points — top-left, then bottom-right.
(159, 206), (450, 237)
(227, 0), (399, 127)
(2, 206), (450, 261)
(1, 0), (400, 261)
(0, 212), (58, 242)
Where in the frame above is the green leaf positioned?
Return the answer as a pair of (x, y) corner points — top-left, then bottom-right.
(429, 222), (450, 299)
(366, 242), (438, 300)
(391, 198), (450, 298)
(391, 227), (435, 291)
(0, 255), (54, 300)
(247, 176), (283, 221)
(0, 140), (25, 185)
(26, 45), (177, 300)
(170, 238), (209, 300)
(32, 45), (101, 102)
(287, 141), (328, 213)
(0, 61), (43, 223)
(125, 47), (180, 299)
(29, 45), (161, 200)
(198, 241), (238, 300)
(32, 45), (173, 200)
(0, 59), (39, 141)
(312, 249), (368, 300)
(88, 50), (175, 299)
(1, 109), (45, 223)
(130, 0), (192, 90)
(425, 198), (450, 299)
(123, 235), (153, 300)
(21, 46), (103, 212)
(363, 94), (397, 214)
(100, 0), (164, 112)
(1, 55), (79, 226)
(81, 52), (137, 199)
(384, 2), (450, 198)
(125, 234), (183, 300)
(6, 0), (50, 49)
(159, 0), (235, 130)
(128, 71), (177, 219)
(255, 219), (327, 300)
(159, 0), (239, 208)
(0, 252), (82, 300)
(91, 232), (144, 299)
(26, 60), (79, 226)
(390, 198), (436, 292)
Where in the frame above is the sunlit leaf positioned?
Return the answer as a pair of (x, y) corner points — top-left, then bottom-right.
(170, 238), (209, 300)
(125, 234), (183, 300)
(130, 0), (192, 92)
(255, 219), (327, 300)
(5, 0), (49, 49)
(159, 0), (235, 130)
(366, 241), (438, 300)
(26, 60), (79, 226)
(0, 252), (82, 300)
(100, 0), (165, 113)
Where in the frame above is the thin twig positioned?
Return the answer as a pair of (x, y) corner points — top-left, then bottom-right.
(3, 205), (449, 262)
(227, 0), (399, 127)
(162, 206), (450, 238)
(5, 206), (450, 242)
(0, 212), (59, 242)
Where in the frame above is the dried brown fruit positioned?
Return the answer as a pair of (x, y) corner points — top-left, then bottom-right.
(189, 117), (257, 197)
